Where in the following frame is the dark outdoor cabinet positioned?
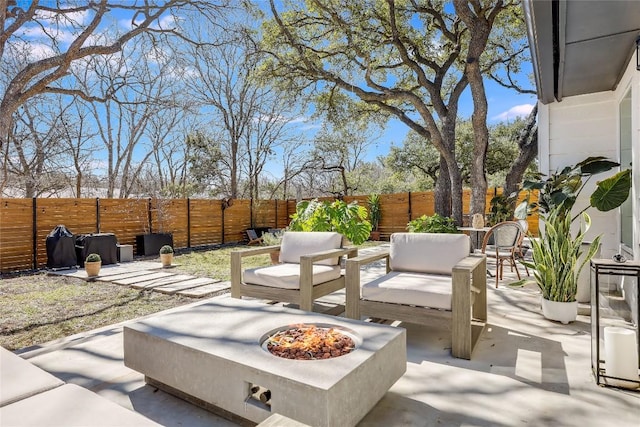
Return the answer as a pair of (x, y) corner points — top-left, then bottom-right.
(75, 233), (118, 267)
(46, 225), (77, 269)
(136, 233), (173, 256)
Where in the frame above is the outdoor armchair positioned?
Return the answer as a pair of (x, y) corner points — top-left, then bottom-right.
(245, 229), (263, 245)
(231, 231), (357, 312)
(345, 233), (487, 359)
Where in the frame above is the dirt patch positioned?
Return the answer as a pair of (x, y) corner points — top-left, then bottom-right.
(0, 272), (192, 351)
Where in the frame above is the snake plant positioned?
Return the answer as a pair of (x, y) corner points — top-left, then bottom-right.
(522, 210), (600, 302)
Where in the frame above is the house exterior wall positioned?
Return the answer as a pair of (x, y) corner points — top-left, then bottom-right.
(537, 55), (639, 324)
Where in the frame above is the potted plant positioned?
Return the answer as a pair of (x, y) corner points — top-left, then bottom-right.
(288, 199), (372, 245)
(524, 209), (599, 323)
(85, 253), (101, 277)
(407, 213), (459, 234)
(159, 245), (174, 268)
(367, 194), (382, 241)
(519, 156), (631, 323)
(262, 230), (284, 264)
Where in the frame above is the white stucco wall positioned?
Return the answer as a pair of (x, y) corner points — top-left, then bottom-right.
(538, 92), (619, 257)
(537, 55), (639, 325)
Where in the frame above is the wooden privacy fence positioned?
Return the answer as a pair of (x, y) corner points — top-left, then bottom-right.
(0, 189), (537, 273)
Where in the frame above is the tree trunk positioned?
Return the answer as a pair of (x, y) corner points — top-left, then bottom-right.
(438, 118), (462, 224)
(434, 155), (451, 217)
(504, 105), (538, 196)
(455, 0), (491, 219)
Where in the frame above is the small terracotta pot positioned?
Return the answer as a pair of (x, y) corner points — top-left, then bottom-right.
(270, 250), (280, 265)
(160, 253), (173, 267)
(85, 261), (101, 277)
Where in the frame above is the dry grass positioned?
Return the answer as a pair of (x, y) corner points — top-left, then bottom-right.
(0, 241), (385, 352)
(171, 246), (271, 280)
(0, 273), (193, 351)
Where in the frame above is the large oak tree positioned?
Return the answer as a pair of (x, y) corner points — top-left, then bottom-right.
(261, 0), (529, 223)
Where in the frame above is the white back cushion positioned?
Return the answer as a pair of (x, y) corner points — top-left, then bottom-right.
(279, 231), (343, 266)
(389, 233), (470, 275)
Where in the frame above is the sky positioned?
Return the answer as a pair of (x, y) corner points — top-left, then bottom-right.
(289, 73), (537, 166)
(6, 1), (538, 178)
(372, 83), (537, 163)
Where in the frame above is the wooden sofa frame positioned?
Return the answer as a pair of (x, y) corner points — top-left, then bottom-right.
(231, 245), (357, 312)
(345, 249), (487, 359)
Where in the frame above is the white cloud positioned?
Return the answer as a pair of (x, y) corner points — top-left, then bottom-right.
(300, 124), (321, 131)
(288, 116), (309, 124)
(492, 104), (535, 122)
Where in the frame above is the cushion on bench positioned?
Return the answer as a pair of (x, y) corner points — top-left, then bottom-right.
(279, 232), (343, 266)
(389, 233), (470, 275)
(0, 384), (161, 426)
(361, 271), (453, 310)
(244, 264), (341, 289)
(0, 347), (64, 407)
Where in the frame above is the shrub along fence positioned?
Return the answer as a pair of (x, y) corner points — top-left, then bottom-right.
(0, 189), (537, 273)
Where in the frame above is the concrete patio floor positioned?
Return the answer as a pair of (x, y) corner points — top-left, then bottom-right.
(15, 251), (640, 427)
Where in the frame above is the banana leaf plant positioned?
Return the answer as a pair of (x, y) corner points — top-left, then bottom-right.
(515, 156), (631, 302)
(523, 156), (631, 222)
(289, 199), (372, 245)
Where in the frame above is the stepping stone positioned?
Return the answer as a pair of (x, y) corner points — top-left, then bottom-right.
(177, 281), (230, 297)
(129, 274), (196, 291)
(93, 265), (141, 277)
(95, 270), (156, 283)
(153, 277), (220, 295)
(112, 272), (173, 286)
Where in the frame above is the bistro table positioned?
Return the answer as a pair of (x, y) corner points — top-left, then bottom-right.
(458, 226), (492, 251)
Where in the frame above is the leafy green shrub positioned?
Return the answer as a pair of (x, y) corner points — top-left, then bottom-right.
(85, 253), (101, 263)
(289, 199), (372, 245)
(159, 245), (174, 254)
(262, 230), (284, 246)
(407, 214), (459, 233)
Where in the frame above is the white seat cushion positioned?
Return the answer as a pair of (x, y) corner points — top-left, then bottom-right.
(243, 263), (342, 289)
(279, 232), (343, 266)
(390, 233), (470, 275)
(0, 384), (161, 426)
(361, 271), (453, 310)
(484, 247), (516, 258)
(1, 347), (64, 407)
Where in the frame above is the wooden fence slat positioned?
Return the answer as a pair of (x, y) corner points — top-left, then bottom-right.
(0, 190), (538, 273)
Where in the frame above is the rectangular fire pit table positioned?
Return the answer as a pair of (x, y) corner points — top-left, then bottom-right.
(124, 297), (406, 427)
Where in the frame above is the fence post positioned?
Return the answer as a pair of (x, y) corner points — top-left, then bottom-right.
(221, 200), (225, 244)
(187, 198), (191, 248)
(147, 197), (153, 234)
(407, 191), (412, 222)
(32, 198), (37, 270)
(250, 198), (254, 228)
(275, 200), (278, 229)
(96, 197), (101, 233)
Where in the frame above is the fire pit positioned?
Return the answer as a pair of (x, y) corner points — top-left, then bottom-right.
(124, 298), (406, 427)
(263, 323), (356, 360)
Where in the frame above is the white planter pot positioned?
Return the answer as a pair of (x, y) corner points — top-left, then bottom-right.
(541, 298), (578, 324)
